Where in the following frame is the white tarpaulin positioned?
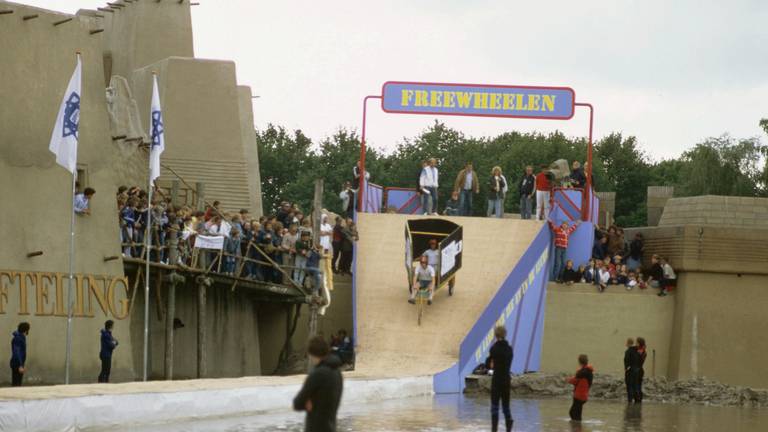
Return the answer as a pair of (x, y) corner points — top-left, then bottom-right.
(440, 240), (462, 277)
(194, 235), (224, 250)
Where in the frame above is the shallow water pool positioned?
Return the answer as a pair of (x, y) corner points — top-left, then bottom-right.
(109, 394), (768, 432)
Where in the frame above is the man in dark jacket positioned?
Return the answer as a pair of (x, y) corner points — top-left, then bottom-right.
(624, 338), (642, 403)
(485, 326), (513, 432)
(10, 322), (30, 387)
(99, 320), (119, 383)
(294, 336), (343, 432)
(570, 161), (587, 188)
(518, 165), (536, 219)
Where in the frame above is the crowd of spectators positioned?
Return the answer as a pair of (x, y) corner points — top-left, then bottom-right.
(116, 185), (359, 291)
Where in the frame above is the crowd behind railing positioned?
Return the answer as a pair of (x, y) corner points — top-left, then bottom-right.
(115, 186), (359, 291)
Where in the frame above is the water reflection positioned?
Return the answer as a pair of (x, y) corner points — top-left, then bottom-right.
(114, 394), (768, 432)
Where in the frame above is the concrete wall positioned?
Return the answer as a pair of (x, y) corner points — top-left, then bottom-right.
(647, 186), (674, 226)
(659, 195), (768, 228)
(668, 272), (768, 388)
(132, 57), (256, 212)
(595, 191), (615, 227)
(541, 284), (675, 378)
(0, 2), (141, 383)
(100, 0), (193, 81)
(238, 86), (264, 217)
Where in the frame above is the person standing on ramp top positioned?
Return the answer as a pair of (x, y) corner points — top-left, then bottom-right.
(293, 336), (344, 432)
(486, 325), (514, 432)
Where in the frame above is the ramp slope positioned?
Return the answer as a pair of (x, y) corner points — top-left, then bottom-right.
(354, 213), (542, 377)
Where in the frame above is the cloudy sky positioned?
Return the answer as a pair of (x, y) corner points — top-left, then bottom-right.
(24, 0), (768, 159)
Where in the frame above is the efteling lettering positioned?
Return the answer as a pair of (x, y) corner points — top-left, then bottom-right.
(0, 270), (130, 320)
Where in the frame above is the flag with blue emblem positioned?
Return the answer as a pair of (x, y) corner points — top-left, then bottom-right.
(48, 56), (82, 174)
(149, 75), (165, 182)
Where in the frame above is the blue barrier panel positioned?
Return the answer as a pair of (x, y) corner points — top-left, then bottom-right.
(364, 182), (383, 213)
(433, 224), (552, 393)
(385, 188), (423, 214)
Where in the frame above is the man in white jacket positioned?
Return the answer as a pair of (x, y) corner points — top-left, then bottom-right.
(420, 158), (439, 215)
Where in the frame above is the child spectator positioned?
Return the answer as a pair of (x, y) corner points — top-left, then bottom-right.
(617, 264), (629, 286)
(120, 197), (138, 257)
(646, 254), (664, 290)
(576, 265), (586, 283)
(582, 259), (596, 284)
(561, 260), (581, 285)
(659, 257), (677, 297)
(548, 220), (581, 282)
(636, 271), (647, 289)
(567, 354), (594, 422)
(597, 263), (610, 293)
(444, 191), (461, 216)
(626, 271), (638, 290)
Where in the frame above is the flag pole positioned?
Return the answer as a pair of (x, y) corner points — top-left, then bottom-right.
(63, 52), (81, 385)
(142, 71), (157, 382)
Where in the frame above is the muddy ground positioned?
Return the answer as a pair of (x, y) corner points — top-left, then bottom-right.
(466, 372), (768, 408)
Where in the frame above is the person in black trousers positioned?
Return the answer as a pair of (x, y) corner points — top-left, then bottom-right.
(624, 338), (642, 403)
(98, 320), (119, 383)
(10, 322), (30, 387)
(485, 325), (514, 432)
(293, 336), (344, 432)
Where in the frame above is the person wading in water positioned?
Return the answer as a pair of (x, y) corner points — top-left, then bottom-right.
(485, 325), (514, 432)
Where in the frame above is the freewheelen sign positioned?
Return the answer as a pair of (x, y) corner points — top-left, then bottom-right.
(382, 81), (575, 120)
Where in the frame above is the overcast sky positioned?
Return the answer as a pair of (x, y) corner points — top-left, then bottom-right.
(24, 0), (768, 160)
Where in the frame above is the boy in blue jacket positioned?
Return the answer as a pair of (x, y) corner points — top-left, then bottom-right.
(98, 320), (119, 383)
(10, 322), (30, 387)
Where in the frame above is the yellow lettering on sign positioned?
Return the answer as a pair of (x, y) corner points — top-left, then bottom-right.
(74, 274), (88, 317)
(503, 94), (515, 110)
(442, 91), (455, 108)
(414, 90), (429, 107)
(455, 92), (472, 108)
(400, 89), (414, 107)
(429, 90), (443, 107)
(528, 94), (541, 111)
(472, 92), (489, 109)
(489, 93), (502, 110)
(542, 95), (556, 112)
(516, 94), (528, 111)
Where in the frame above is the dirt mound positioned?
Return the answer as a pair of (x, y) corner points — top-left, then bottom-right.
(468, 372), (768, 408)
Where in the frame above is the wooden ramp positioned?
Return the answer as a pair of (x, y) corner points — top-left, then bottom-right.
(353, 213), (543, 377)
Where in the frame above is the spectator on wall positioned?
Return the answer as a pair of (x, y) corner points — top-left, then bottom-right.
(339, 218), (358, 275)
(659, 257), (677, 297)
(592, 236), (608, 261)
(535, 165), (552, 220)
(487, 166), (507, 218)
(420, 158), (439, 215)
(331, 217), (344, 273)
(561, 260), (581, 285)
(453, 161), (479, 216)
(74, 187), (95, 216)
(627, 233), (644, 271)
(570, 161), (587, 189)
(606, 226), (625, 257)
(548, 220), (581, 282)
(646, 254), (664, 290)
(444, 191), (461, 216)
(339, 182), (356, 219)
(518, 166), (535, 220)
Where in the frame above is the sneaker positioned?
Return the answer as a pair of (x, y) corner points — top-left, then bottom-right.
(625, 285), (632, 291)
(658, 291), (667, 297)
(428, 300), (433, 306)
(408, 298), (415, 305)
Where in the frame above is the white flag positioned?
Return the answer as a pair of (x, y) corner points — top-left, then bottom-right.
(48, 56), (82, 174)
(149, 75), (165, 182)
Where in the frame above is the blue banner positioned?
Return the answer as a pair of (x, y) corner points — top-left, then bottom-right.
(382, 82), (575, 119)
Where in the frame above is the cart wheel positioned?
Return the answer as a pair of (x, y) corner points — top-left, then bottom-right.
(448, 277), (455, 296)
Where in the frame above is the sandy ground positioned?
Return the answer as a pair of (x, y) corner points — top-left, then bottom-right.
(353, 213), (542, 377)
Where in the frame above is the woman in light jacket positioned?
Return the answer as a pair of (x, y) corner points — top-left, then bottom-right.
(487, 166), (506, 218)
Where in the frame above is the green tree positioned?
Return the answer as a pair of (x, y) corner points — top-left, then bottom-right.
(256, 125), (317, 214)
(594, 133), (651, 226)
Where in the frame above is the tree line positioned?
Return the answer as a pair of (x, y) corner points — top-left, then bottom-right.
(257, 120), (768, 227)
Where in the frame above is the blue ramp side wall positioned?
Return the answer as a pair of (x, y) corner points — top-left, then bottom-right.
(549, 190), (593, 270)
(433, 223), (552, 393)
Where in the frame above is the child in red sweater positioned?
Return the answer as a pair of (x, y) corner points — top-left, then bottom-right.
(567, 354), (594, 421)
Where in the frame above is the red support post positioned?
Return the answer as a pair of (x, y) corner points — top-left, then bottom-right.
(575, 102), (594, 221)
